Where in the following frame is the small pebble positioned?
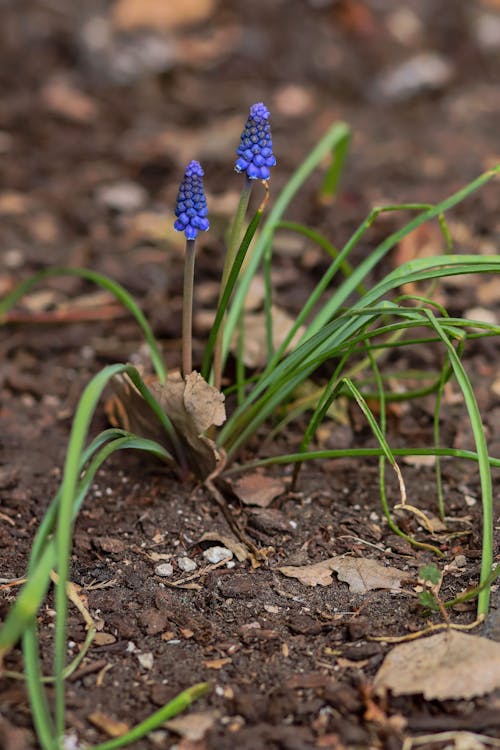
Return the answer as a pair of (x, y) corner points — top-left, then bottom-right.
(149, 731), (169, 748)
(155, 563), (174, 577)
(137, 652), (154, 670)
(203, 546), (233, 564)
(96, 180), (148, 212)
(476, 13), (500, 52)
(4, 248), (24, 269)
(178, 556), (197, 572)
(373, 52), (454, 102)
(62, 735), (80, 750)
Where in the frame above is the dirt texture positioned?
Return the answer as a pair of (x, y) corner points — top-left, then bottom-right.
(1, 1), (500, 749)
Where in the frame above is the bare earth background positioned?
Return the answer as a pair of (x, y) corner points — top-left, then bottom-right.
(1, 1), (500, 749)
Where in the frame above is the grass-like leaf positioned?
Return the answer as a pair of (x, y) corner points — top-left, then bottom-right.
(0, 267), (167, 383)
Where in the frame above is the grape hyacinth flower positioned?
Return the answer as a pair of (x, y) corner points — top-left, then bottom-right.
(235, 102), (276, 181)
(174, 160), (209, 377)
(212, 103), (276, 390)
(174, 160), (209, 240)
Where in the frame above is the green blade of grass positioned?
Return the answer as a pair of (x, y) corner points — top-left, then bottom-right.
(260, 204), (451, 375)
(0, 267), (167, 383)
(276, 221), (367, 295)
(91, 682), (211, 750)
(424, 311), (494, 616)
(51, 363), (180, 735)
(364, 345), (440, 554)
(220, 258), (500, 454)
(320, 125), (351, 200)
(22, 623), (58, 750)
(260, 183), (493, 381)
(302, 168), (500, 342)
(201, 205), (264, 380)
(30, 428), (133, 566)
(222, 122), (351, 362)
(223, 446), (500, 473)
(0, 434), (170, 658)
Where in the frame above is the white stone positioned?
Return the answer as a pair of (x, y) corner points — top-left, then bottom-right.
(178, 556), (197, 572)
(96, 180), (147, 212)
(137, 652), (154, 670)
(155, 562), (174, 577)
(203, 546), (233, 564)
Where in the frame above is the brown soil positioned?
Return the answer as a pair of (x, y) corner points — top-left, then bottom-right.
(1, 1), (500, 749)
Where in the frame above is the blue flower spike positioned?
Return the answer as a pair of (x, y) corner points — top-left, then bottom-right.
(235, 102), (276, 181)
(174, 160), (209, 240)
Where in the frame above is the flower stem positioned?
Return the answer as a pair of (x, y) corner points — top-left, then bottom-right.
(182, 238), (196, 378)
(213, 176), (253, 389)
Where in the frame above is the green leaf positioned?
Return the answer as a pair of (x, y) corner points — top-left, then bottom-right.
(418, 590), (440, 611)
(419, 564), (441, 585)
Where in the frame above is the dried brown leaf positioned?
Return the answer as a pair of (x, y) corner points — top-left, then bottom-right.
(231, 473), (285, 507)
(374, 630), (500, 700)
(41, 77), (98, 124)
(201, 657), (232, 671)
(112, 0), (215, 30)
(93, 632), (116, 646)
(279, 556), (408, 594)
(279, 559), (336, 587)
(106, 370), (225, 479)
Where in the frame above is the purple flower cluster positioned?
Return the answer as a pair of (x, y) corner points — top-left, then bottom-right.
(174, 160), (209, 240)
(235, 102), (276, 180)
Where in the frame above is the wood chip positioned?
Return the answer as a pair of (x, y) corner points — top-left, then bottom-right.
(88, 711), (129, 738)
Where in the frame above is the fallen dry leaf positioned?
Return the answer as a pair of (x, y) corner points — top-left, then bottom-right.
(279, 556), (408, 594)
(0, 191), (33, 215)
(374, 630), (500, 700)
(112, 0), (215, 31)
(41, 77), (98, 124)
(280, 559), (336, 587)
(165, 710), (219, 741)
(93, 632), (116, 646)
(202, 657), (232, 670)
(231, 472), (285, 507)
(88, 711), (129, 738)
(106, 370), (225, 479)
